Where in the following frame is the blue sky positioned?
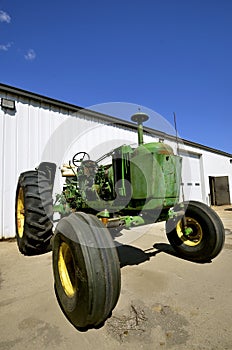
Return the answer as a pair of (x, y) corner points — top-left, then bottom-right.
(0, 0), (231, 153)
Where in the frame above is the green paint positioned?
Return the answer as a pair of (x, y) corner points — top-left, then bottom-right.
(54, 139), (182, 228)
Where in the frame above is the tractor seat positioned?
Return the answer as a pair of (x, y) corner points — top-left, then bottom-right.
(61, 164), (77, 177)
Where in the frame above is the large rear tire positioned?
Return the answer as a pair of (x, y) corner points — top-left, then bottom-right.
(52, 212), (121, 330)
(166, 201), (225, 262)
(15, 170), (53, 255)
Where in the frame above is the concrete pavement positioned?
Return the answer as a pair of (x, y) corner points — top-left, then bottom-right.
(0, 205), (231, 350)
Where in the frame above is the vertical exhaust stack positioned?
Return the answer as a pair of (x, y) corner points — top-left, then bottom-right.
(131, 112), (149, 146)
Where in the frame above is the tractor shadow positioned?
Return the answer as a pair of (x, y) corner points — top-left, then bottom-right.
(116, 242), (178, 268)
(116, 242), (210, 267)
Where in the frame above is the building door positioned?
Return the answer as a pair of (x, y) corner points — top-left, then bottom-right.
(209, 176), (231, 205)
(179, 150), (203, 202)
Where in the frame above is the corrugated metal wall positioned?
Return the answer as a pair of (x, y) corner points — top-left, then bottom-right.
(0, 93), (69, 238)
(0, 91), (157, 238)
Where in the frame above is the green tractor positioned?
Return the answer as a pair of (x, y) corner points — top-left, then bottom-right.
(15, 113), (225, 330)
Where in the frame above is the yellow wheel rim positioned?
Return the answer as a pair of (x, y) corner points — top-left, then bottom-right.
(16, 187), (25, 238)
(176, 217), (203, 247)
(58, 242), (77, 297)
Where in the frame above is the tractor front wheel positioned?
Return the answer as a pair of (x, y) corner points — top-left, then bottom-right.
(52, 212), (121, 330)
(166, 201), (225, 262)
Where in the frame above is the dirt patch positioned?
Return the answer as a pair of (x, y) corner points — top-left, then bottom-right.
(0, 272), (4, 289)
(224, 244), (232, 250)
(0, 238), (16, 243)
(18, 317), (64, 347)
(106, 300), (189, 347)
(0, 339), (23, 350)
(225, 228), (232, 235)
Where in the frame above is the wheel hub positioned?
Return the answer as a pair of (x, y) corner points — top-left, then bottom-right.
(176, 217), (203, 247)
(58, 242), (77, 297)
(16, 187), (25, 238)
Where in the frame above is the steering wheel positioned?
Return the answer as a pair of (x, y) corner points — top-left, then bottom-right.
(72, 152), (90, 167)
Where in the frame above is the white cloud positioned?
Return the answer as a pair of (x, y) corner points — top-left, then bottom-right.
(24, 49), (36, 61)
(0, 10), (11, 23)
(0, 42), (12, 51)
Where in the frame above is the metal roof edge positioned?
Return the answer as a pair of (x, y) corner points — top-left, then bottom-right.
(0, 83), (231, 158)
(0, 82), (139, 130)
(181, 138), (232, 158)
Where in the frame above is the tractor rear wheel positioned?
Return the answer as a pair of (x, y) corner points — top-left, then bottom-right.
(166, 201), (225, 262)
(15, 170), (53, 255)
(52, 212), (121, 330)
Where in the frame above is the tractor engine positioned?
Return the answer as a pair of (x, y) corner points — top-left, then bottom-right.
(57, 112), (182, 217)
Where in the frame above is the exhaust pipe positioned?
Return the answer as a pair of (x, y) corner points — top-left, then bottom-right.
(131, 112), (149, 146)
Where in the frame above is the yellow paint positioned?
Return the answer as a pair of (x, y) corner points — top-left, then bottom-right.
(58, 242), (77, 297)
(176, 217), (203, 247)
(16, 187), (25, 238)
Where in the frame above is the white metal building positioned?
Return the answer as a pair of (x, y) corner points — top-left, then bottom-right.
(0, 83), (231, 239)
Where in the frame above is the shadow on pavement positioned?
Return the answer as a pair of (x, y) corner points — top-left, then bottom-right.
(116, 242), (180, 268)
(116, 242), (212, 268)
(116, 244), (160, 268)
(154, 243), (212, 264)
